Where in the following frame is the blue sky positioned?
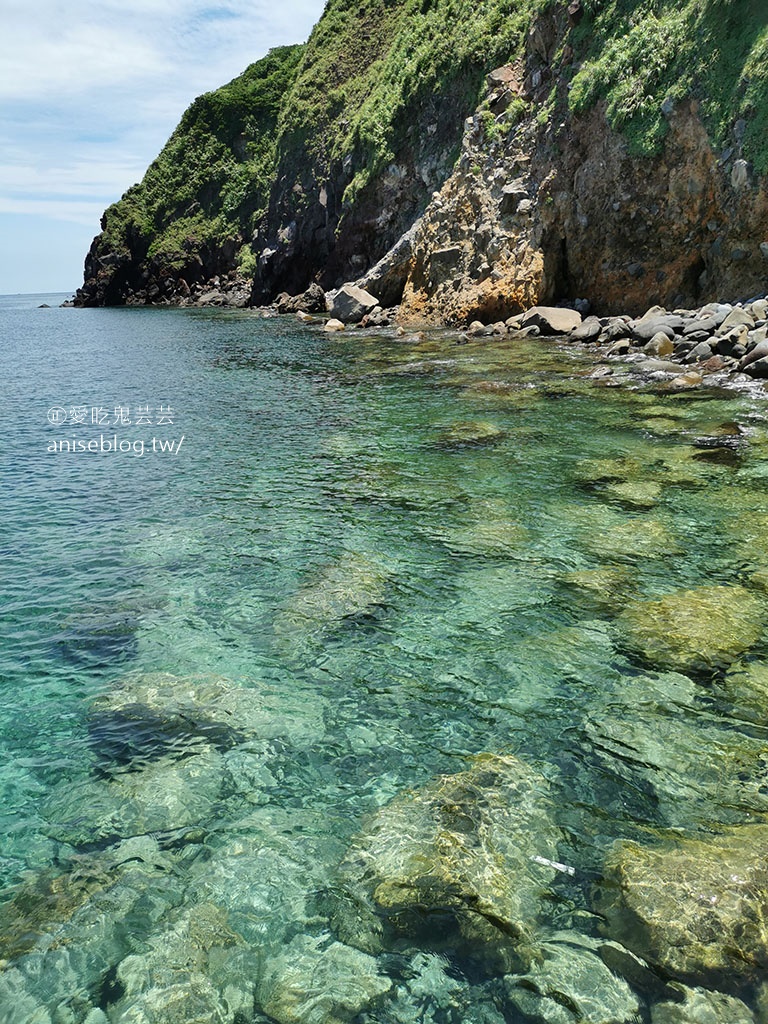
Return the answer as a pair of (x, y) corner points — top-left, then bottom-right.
(0, 0), (325, 295)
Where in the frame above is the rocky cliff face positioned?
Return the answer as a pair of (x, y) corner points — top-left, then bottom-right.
(401, 94), (768, 324)
(76, 0), (768, 320)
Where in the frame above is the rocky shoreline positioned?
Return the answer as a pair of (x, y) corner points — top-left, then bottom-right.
(258, 277), (768, 396)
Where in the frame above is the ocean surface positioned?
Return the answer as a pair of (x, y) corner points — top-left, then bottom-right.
(1, 292), (768, 1021)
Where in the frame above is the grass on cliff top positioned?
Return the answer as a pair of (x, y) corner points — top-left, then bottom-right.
(569, 0), (768, 171)
(278, 0), (552, 204)
(99, 44), (304, 271)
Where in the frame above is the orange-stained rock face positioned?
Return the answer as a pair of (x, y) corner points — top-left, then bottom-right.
(400, 99), (768, 326)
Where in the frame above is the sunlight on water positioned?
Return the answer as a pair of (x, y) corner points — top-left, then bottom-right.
(1, 296), (768, 1021)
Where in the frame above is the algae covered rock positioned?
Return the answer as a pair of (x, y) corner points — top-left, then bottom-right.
(110, 902), (253, 1024)
(721, 660), (768, 720)
(189, 811), (340, 954)
(602, 480), (662, 510)
(560, 567), (635, 615)
(335, 753), (562, 968)
(617, 585), (763, 673)
(594, 825), (768, 985)
(0, 841), (186, 1019)
(504, 932), (640, 1024)
(256, 933), (391, 1024)
(581, 517), (680, 563)
(110, 975), (232, 1024)
(574, 456), (642, 487)
(583, 704), (768, 825)
(431, 497), (529, 556)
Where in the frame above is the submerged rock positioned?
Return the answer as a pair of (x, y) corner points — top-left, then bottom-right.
(431, 419), (507, 448)
(720, 660), (768, 720)
(574, 456), (642, 487)
(650, 985), (756, 1024)
(89, 672), (325, 757)
(583, 702), (768, 825)
(602, 480), (662, 510)
(582, 517), (680, 563)
(617, 584), (763, 673)
(189, 811), (340, 955)
(273, 550), (390, 639)
(560, 567), (635, 615)
(256, 933), (391, 1024)
(0, 841), (185, 1019)
(334, 753), (562, 970)
(504, 932), (640, 1024)
(594, 825), (768, 986)
(42, 747), (224, 846)
(432, 497), (529, 556)
(109, 902), (253, 1024)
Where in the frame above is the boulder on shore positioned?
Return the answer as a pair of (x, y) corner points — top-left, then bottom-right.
(355, 220), (419, 308)
(519, 306), (582, 334)
(326, 284), (379, 323)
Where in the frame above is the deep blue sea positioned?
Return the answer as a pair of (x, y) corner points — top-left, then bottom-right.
(1, 292), (767, 1021)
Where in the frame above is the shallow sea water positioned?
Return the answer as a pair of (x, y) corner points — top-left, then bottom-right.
(1, 294), (768, 1021)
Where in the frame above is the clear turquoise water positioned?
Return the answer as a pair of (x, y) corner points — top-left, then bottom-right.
(1, 293), (768, 1020)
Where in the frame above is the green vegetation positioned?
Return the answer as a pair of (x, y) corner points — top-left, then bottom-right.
(569, 0), (768, 170)
(98, 44), (305, 277)
(278, 0), (551, 207)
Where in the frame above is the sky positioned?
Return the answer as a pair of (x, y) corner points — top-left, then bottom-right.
(0, 0), (325, 295)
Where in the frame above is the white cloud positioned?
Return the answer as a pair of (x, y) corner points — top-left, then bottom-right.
(0, 197), (106, 225)
(0, 0), (326, 292)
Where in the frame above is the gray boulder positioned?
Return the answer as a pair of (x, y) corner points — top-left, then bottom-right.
(739, 339), (768, 370)
(327, 284), (380, 323)
(682, 314), (725, 336)
(717, 307), (755, 333)
(520, 306), (582, 333)
(714, 325), (749, 357)
(356, 221), (419, 308)
(631, 314), (685, 342)
(743, 355), (768, 378)
(277, 283), (326, 314)
(644, 331), (674, 357)
(683, 341), (713, 363)
(571, 316), (602, 341)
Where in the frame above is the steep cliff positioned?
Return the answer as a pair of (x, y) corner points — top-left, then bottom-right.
(76, 44), (305, 306)
(76, 0), (768, 317)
